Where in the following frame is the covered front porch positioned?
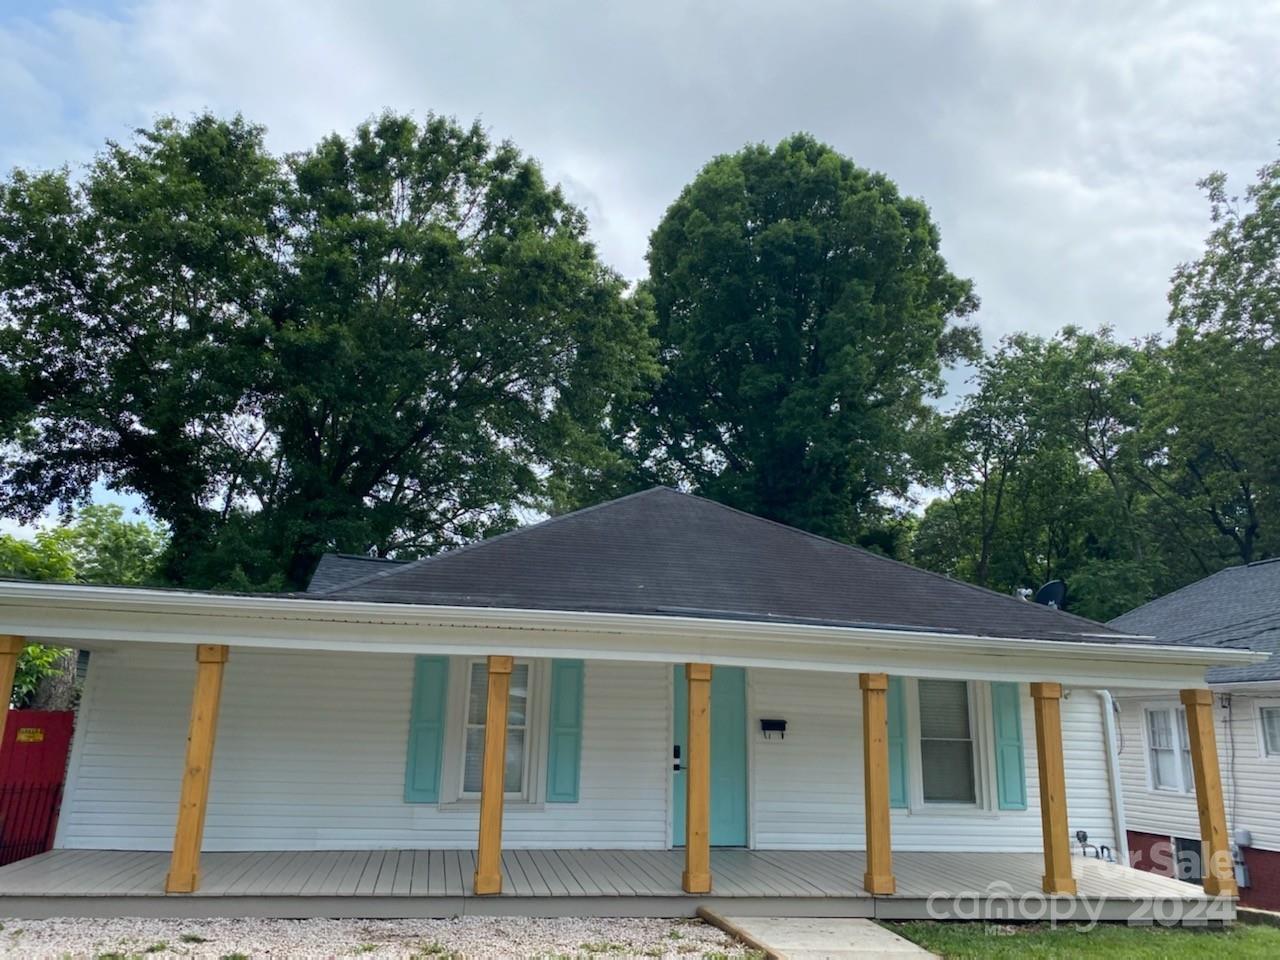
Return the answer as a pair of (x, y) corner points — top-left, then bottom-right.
(0, 847), (1224, 922)
(0, 538), (1263, 924)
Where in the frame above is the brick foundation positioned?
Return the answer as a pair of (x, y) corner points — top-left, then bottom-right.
(1127, 829), (1280, 911)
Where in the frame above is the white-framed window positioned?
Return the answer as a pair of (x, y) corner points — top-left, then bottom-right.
(461, 659), (533, 799)
(1144, 705), (1193, 793)
(1257, 701), (1280, 758)
(917, 679), (978, 804)
(903, 679), (997, 811)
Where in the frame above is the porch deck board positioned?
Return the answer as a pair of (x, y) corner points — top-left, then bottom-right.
(613, 850), (678, 894)
(599, 850), (666, 895)
(0, 849), (1221, 921)
(547, 849), (591, 896)
(755, 850), (861, 896)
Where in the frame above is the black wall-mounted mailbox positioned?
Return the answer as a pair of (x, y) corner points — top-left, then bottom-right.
(760, 718), (787, 739)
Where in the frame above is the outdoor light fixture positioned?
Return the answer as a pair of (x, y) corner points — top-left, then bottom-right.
(760, 718), (787, 739)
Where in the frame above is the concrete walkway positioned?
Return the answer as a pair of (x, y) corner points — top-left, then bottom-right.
(701, 912), (936, 959)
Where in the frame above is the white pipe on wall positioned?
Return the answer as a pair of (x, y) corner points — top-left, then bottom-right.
(1098, 689), (1130, 865)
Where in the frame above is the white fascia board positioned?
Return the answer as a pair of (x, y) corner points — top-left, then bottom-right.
(1206, 679), (1280, 693)
(0, 581), (1265, 690)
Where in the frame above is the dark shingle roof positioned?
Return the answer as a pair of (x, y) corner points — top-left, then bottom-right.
(307, 553), (406, 593)
(321, 487), (1132, 644)
(1110, 560), (1280, 684)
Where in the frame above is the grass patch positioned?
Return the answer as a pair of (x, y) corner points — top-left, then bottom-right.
(143, 943), (168, 954)
(578, 942), (625, 953)
(410, 947), (461, 960)
(179, 933), (209, 944)
(888, 920), (1280, 958)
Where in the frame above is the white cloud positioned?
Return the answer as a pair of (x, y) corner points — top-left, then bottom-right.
(3, 0), (1279, 341)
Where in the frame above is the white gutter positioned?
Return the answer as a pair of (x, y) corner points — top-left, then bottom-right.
(1097, 689), (1129, 865)
(0, 581), (1265, 690)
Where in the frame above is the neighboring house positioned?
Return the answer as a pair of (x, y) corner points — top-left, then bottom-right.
(0, 487), (1260, 919)
(1110, 559), (1280, 910)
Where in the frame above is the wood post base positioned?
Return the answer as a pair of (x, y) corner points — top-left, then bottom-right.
(1204, 875), (1238, 898)
(863, 871), (896, 895)
(681, 869), (711, 894)
(473, 872), (502, 896)
(165, 870), (199, 894)
(1042, 874), (1078, 896)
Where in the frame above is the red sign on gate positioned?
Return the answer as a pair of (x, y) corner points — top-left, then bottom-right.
(0, 709), (75, 865)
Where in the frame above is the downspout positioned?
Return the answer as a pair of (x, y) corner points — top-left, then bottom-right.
(1098, 689), (1130, 865)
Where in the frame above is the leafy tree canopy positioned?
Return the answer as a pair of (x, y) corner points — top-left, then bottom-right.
(0, 113), (655, 589)
(605, 134), (979, 542)
(0, 504), (167, 705)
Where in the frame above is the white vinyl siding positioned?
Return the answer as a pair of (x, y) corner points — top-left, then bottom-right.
(747, 670), (1118, 853)
(1116, 691), (1280, 854)
(57, 650), (1120, 855)
(56, 647), (668, 850)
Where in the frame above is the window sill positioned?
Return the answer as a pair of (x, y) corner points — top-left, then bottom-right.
(432, 797), (547, 812)
(900, 805), (1001, 819)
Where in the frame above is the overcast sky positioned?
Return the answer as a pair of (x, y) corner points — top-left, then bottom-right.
(3, 0), (1280, 529)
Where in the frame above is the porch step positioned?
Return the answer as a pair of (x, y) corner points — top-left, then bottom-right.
(700, 910), (936, 959)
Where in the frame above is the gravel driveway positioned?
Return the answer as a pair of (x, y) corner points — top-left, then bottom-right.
(0, 916), (756, 959)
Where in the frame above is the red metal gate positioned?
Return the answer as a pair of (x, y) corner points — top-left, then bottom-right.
(0, 710), (74, 866)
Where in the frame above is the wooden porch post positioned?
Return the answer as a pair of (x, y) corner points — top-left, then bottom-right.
(0, 637), (25, 745)
(1031, 682), (1077, 895)
(682, 662), (712, 894)
(859, 673), (895, 894)
(1180, 688), (1238, 897)
(473, 655), (513, 895)
(0, 635), (24, 889)
(166, 644), (229, 894)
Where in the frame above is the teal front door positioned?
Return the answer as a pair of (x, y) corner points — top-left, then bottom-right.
(672, 665), (748, 847)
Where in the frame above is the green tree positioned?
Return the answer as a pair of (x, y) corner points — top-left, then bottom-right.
(935, 334), (1045, 586)
(913, 152), (1280, 617)
(913, 328), (1159, 620)
(0, 113), (654, 589)
(1149, 156), (1280, 565)
(1033, 326), (1157, 563)
(40, 504), (167, 585)
(0, 533), (74, 582)
(0, 505), (168, 705)
(621, 134), (978, 541)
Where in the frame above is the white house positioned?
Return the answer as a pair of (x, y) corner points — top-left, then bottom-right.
(0, 487), (1261, 919)
(1110, 559), (1280, 911)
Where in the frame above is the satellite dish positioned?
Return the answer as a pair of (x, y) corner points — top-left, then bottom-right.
(1033, 580), (1068, 610)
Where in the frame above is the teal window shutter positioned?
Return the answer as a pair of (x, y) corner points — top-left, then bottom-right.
(992, 681), (1028, 810)
(887, 676), (908, 808)
(404, 656), (449, 803)
(546, 659), (584, 802)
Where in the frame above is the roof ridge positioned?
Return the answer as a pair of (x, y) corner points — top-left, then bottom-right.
(318, 487), (675, 596)
(670, 489), (1119, 633)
